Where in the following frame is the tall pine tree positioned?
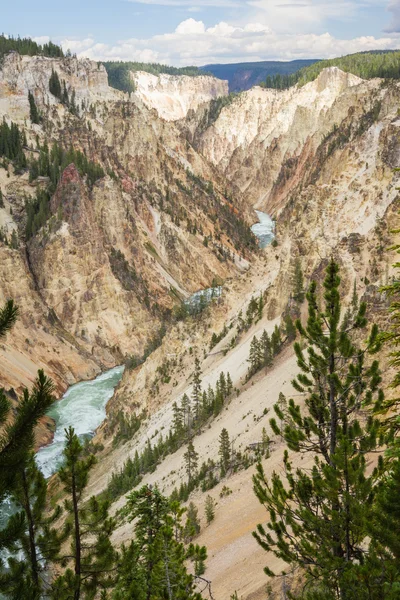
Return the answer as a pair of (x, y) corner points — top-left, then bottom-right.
(253, 260), (383, 599)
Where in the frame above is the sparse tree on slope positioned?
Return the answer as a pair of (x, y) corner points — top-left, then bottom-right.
(184, 440), (199, 484)
(218, 428), (231, 475)
(192, 358), (202, 422)
(113, 485), (206, 600)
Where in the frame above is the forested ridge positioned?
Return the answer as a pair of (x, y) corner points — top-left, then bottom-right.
(262, 49), (400, 89)
(103, 61), (211, 93)
(0, 34), (64, 61)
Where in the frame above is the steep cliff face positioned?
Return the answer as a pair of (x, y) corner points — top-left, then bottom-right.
(131, 71), (228, 120)
(0, 53), (253, 394)
(191, 67), (370, 211)
(0, 53), (119, 121)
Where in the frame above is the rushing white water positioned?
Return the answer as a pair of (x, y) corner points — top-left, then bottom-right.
(184, 286), (222, 312)
(251, 210), (275, 249)
(36, 365), (124, 478)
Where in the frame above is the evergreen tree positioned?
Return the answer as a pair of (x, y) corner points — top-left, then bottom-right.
(114, 485), (206, 600)
(172, 402), (183, 439)
(270, 325), (282, 356)
(260, 330), (272, 367)
(49, 69), (62, 100)
(253, 260), (383, 599)
(218, 428), (231, 475)
(192, 358), (202, 422)
(292, 257), (305, 303)
(184, 502), (200, 541)
(226, 372), (233, 397)
(283, 313), (296, 342)
(0, 300), (55, 592)
(28, 91), (39, 124)
(218, 372), (226, 399)
(53, 427), (117, 599)
(205, 496), (215, 525)
(261, 427), (270, 458)
(183, 440), (198, 484)
(1, 454), (63, 599)
(248, 336), (262, 375)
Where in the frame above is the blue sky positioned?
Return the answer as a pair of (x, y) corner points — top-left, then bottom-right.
(2, 0), (400, 65)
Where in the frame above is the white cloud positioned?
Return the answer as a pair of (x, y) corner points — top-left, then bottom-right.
(32, 35), (50, 45)
(65, 17), (400, 66)
(175, 18), (206, 33)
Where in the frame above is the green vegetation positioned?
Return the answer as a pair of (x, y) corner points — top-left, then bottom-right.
(103, 367), (234, 504)
(0, 34), (64, 61)
(29, 141), (104, 191)
(113, 485), (207, 599)
(199, 93), (239, 130)
(262, 50), (400, 90)
(253, 259), (386, 598)
(49, 69), (78, 114)
(28, 91), (40, 124)
(0, 119), (27, 173)
(52, 427), (117, 599)
(205, 495), (215, 525)
(26, 141), (105, 239)
(25, 189), (51, 239)
(103, 61), (210, 93)
(0, 300), (56, 597)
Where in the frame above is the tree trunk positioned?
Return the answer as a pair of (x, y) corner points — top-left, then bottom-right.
(21, 468), (40, 590)
(71, 467), (81, 600)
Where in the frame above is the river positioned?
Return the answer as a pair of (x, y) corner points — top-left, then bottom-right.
(251, 210), (275, 248)
(36, 365), (124, 478)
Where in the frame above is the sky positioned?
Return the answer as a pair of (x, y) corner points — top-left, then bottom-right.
(2, 0), (400, 65)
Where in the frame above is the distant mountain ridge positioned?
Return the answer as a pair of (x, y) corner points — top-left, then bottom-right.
(200, 59), (320, 91)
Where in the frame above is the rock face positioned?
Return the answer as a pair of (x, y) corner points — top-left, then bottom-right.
(0, 53), (119, 121)
(131, 71), (228, 120)
(191, 67), (367, 210)
(0, 53), (251, 396)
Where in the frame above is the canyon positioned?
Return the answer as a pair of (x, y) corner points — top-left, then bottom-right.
(1, 53), (399, 598)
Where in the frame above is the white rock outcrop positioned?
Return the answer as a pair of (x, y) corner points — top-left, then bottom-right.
(131, 71), (228, 121)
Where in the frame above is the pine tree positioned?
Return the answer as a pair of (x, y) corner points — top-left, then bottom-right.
(218, 372), (226, 399)
(180, 393), (191, 433)
(28, 91), (39, 124)
(1, 454), (63, 598)
(115, 485), (206, 600)
(49, 69), (62, 100)
(248, 336), (262, 375)
(183, 440), (198, 484)
(184, 502), (200, 541)
(260, 329), (272, 367)
(226, 372), (233, 397)
(192, 358), (202, 422)
(292, 257), (305, 303)
(205, 495), (215, 525)
(218, 428), (231, 475)
(54, 427), (117, 599)
(253, 260), (383, 598)
(283, 313), (296, 342)
(270, 325), (282, 356)
(172, 402), (183, 439)
(257, 429), (268, 458)
(0, 300), (55, 592)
